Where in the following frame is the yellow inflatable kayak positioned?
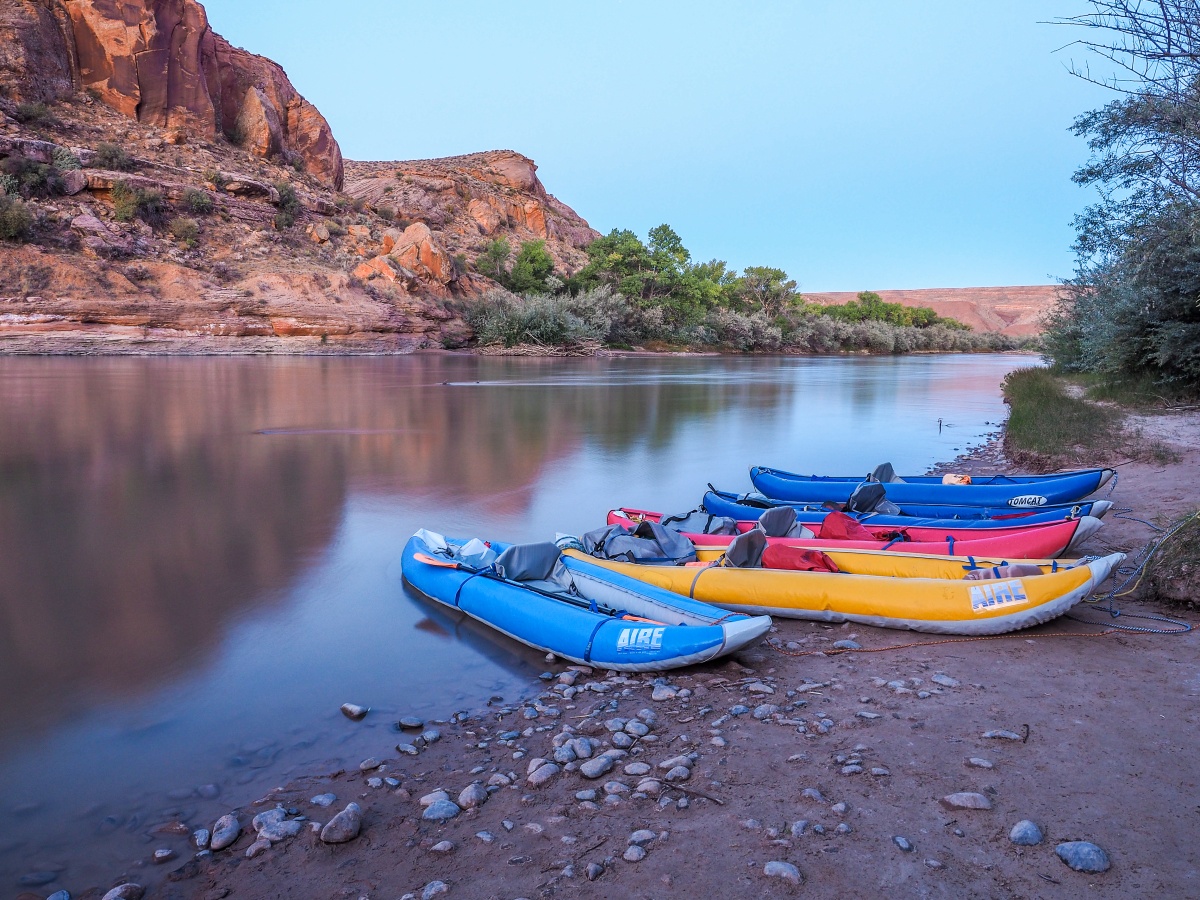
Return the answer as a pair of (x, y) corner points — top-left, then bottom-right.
(564, 548), (1126, 635)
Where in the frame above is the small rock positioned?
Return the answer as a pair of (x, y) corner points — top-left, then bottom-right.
(258, 820), (302, 843)
(358, 757), (381, 771)
(340, 703), (369, 720)
(430, 840), (455, 853)
(1010, 820), (1044, 846)
(586, 862), (604, 881)
(624, 762), (652, 776)
(477, 831), (495, 842)
(210, 815), (240, 851)
(630, 829), (656, 845)
(625, 720), (650, 737)
(652, 685), (678, 701)
(193, 827), (211, 849)
(833, 640), (861, 650)
(924, 858), (944, 869)
(396, 743), (419, 755)
(747, 681), (775, 694)
(871, 767), (890, 777)
(320, 803), (363, 842)
(422, 881), (449, 900)
(420, 790), (451, 807)
(763, 860), (803, 885)
(398, 716), (424, 729)
(831, 801), (848, 814)
(836, 823), (852, 834)
(931, 673), (959, 688)
(612, 732), (634, 749)
(967, 758), (994, 769)
(244, 839), (270, 858)
(46, 892), (71, 900)
(754, 703), (780, 719)
(576, 789), (597, 801)
(855, 711), (881, 720)
(623, 845), (647, 862)
(580, 756), (614, 779)
(422, 799), (461, 822)
(664, 765), (690, 782)
(729, 704), (750, 716)
(1056, 841), (1110, 873)
(841, 765), (864, 775)
(101, 885), (145, 900)
(983, 729), (1023, 741)
(802, 787), (825, 802)
(894, 836), (914, 852)
(527, 763), (560, 788)
(252, 808), (286, 831)
(310, 793), (336, 807)
(458, 783), (489, 809)
(422, 728), (442, 744)
(939, 792), (992, 810)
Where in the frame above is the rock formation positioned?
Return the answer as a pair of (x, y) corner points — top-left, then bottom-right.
(0, 0), (343, 188)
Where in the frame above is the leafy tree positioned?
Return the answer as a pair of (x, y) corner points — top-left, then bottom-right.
(734, 266), (799, 317)
(507, 240), (556, 293)
(476, 237), (511, 281)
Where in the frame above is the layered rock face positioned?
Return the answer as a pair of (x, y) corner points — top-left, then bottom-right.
(0, 0), (343, 188)
(345, 151), (600, 291)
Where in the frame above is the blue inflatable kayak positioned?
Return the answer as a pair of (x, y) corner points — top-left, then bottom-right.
(701, 489), (1112, 529)
(749, 465), (1116, 507)
(401, 532), (772, 672)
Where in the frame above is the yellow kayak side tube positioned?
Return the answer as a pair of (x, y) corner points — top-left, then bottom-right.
(564, 548), (1126, 636)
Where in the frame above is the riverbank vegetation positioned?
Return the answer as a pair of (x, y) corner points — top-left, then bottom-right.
(1001, 366), (1177, 466)
(463, 227), (1025, 353)
(1044, 3), (1200, 398)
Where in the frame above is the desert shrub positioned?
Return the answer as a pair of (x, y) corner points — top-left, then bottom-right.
(462, 289), (607, 347)
(111, 180), (169, 227)
(14, 102), (52, 124)
(0, 195), (33, 241)
(183, 188), (214, 214)
(375, 205), (395, 221)
(94, 142), (135, 171)
(704, 308), (782, 351)
(2, 155), (64, 198)
(51, 147), (81, 170)
(222, 123), (245, 146)
(168, 216), (200, 247)
(123, 263), (151, 282)
(273, 181), (300, 229)
(0, 173), (18, 196)
(203, 169), (228, 190)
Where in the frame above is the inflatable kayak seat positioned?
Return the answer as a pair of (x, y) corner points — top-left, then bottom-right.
(724, 529), (768, 567)
(757, 505), (816, 538)
(494, 542), (577, 594)
(870, 462), (906, 483)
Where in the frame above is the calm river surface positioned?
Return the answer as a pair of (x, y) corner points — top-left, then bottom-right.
(0, 352), (1029, 891)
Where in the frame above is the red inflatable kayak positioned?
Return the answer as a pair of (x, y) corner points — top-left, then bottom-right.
(606, 508), (1103, 559)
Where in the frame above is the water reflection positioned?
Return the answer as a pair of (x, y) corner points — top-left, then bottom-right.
(0, 353), (1026, 893)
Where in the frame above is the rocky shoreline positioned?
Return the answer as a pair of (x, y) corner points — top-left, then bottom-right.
(18, 410), (1200, 900)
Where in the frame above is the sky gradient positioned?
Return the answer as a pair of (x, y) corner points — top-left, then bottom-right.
(202, 1), (1111, 292)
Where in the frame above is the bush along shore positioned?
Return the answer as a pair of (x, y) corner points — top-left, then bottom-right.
(458, 227), (1032, 354)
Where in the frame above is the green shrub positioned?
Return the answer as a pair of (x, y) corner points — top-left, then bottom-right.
(273, 180), (300, 229)
(1, 155), (63, 198)
(14, 102), (52, 124)
(168, 216), (200, 247)
(0, 173), (18, 196)
(0, 195), (33, 241)
(51, 147), (81, 170)
(183, 188), (214, 214)
(94, 142), (135, 172)
(375, 205), (395, 221)
(1002, 367), (1124, 458)
(203, 169), (228, 190)
(111, 180), (169, 227)
(462, 289), (608, 347)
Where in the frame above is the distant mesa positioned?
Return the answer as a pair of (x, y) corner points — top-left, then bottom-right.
(803, 286), (1062, 336)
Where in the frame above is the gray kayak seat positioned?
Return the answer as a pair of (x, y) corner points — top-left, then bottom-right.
(845, 482), (901, 516)
(660, 509), (739, 535)
(757, 505), (816, 539)
(870, 462), (906, 483)
(724, 529), (767, 568)
(582, 521), (698, 565)
(494, 542), (576, 593)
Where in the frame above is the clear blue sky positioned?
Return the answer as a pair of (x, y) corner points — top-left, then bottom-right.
(203, 0), (1111, 292)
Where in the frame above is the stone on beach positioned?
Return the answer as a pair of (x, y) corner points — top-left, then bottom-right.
(258, 819), (303, 843)
(940, 792), (992, 810)
(580, 755), (614, 779)
(422, 799), (462, 822)
(340, 703), (369, 720)
(983, 729), (1023, 741)
(209, 814), (240, 850)
(101, 886), (145, 900)
(1056, 841), (1111, 873)
(310, 793), (336, 807)
(1010, 820), (1044, 845)
(527, 763), (560, 787)
(320, 802), (363, 843)
(763, 860), (803, 884)
(252, 807), (286, 831)
(458, 783), (489, 809)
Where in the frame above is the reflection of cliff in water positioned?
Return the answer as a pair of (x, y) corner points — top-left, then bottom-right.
(0, 356), (792, 742)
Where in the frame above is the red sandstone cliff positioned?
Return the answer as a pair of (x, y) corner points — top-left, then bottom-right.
(0, 0), (343, 188)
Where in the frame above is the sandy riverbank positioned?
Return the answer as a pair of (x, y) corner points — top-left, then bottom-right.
(57, 411), (1199, 900)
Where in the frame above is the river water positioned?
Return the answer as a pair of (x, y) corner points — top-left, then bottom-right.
(0, 352), (1029, 892)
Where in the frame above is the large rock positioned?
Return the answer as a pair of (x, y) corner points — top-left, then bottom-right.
(0, 0), (77, 103)
(1, 0), (344, 188)
(387, 223), (455, 287)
